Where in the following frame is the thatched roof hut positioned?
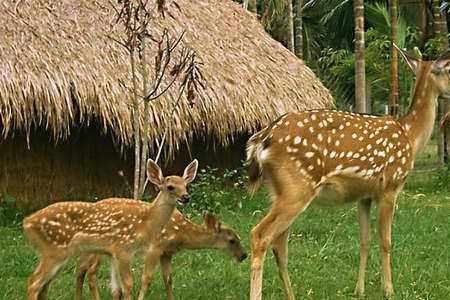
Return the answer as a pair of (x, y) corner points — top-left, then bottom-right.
(0, 0), (333, 207)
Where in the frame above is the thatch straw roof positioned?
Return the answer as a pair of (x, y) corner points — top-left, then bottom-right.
(0, 0), (333, 157)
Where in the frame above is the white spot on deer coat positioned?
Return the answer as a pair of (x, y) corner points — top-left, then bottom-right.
(305, 152), (315, 158)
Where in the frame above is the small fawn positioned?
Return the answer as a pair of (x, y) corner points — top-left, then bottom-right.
(23, 159), (198, 300)
(246, 46), (450, 300)
(75, 207), (247, 300)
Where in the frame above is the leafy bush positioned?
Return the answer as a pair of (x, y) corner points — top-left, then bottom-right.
(316, 26), (419, 115)
(435, 165), (450, 190)
(0, 194), (24, 227)
(187, 165), (252, 214)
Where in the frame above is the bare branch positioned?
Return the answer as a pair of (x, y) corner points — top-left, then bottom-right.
(106, 34), (129, 50)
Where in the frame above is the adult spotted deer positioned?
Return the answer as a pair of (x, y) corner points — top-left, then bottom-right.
(246, 46), (450, 300)
(23, 159), (198, 300)
(74, 209), (247, 300)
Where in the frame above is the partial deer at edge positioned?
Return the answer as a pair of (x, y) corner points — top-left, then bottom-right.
(246, 46), (450, 300)
(23, 159), (198, 300)
(75, 209), (247, 300)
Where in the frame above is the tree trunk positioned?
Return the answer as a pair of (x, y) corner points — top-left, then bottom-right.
(354, 0), (366, 113)
(389, 0), (399, 117)
(433, 0), (449, 164)
(286, 0), (295, 52)
(139, 31), (151, 198)
(130, 50), (141, 199)
(294, 0), (303, 59)
(419, 0), (429, 49)
(439, 11), (450, 164)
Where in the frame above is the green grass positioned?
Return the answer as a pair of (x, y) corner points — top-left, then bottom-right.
(1, 165), (450, 299)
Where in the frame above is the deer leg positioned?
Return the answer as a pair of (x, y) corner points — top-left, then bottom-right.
(378, 192), (398, 298)
(75, 254), (101, 300)
(355, 199), (372, 296)
(272, 228), (295, 300)
(250, 189), (316, 300)
(86, 256), (101, 300)
(37, 282), (49, 300)
(27, 255), (68, 300)
(160, 254), (174, 300)
(137, 247), (162, 300)
(75, 255), (88, 300)
(110, 263), (122, 300)
(74, 268), (86, 300)
(112, 254), (133, 300)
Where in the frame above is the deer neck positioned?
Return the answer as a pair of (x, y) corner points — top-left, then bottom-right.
(181, 224), (216, 250)
(143, 192), (177, 234)
(399, 66), (439, 156)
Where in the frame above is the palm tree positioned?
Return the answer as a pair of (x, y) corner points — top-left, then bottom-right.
(354, 0), (366, 113)
(286, 0), (295, 52)
(294, 0), (304, 58)
(389, 0), (399, 117)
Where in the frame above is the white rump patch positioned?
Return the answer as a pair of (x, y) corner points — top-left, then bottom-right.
(258, 148), (270, 161)
(246, 144), (255, 160)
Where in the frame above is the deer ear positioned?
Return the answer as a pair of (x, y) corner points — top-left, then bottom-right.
(182, 159), (198, 184)
(432, 49), (450, 71)
(203, 212), (220, 232)
(394, 44), (420, 74)
(147, 159), (164, 187)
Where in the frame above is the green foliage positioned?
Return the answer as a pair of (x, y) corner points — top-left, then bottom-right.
(365, 2), (408, 48)
(259, 0), (288, 29)
(187, 166), (251, 214)
(0, 194), (24, 227)
(436, 165), (450, 190)
(317, 48), (354, 110)
(316, 24), (419, 114)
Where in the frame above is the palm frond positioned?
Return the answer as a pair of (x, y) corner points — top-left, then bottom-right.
(366, 2), (408, 48)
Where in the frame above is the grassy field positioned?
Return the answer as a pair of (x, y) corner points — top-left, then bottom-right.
(1, 158), (449, 299)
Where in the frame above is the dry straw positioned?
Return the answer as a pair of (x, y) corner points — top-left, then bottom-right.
(0, 0), (333, 159)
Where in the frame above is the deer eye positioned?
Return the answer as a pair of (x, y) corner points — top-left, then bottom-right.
(167, 185), (175, 191)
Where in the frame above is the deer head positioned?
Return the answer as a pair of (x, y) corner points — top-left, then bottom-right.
(147, 158), (198, 206)
(203, 212), (247, 262)
(395, 44), (450, 96)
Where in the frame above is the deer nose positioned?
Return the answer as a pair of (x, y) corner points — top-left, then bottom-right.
(239, 253), (248, 262)
(178, 194), (190, 205)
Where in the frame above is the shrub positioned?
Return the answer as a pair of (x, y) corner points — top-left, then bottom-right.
(0, 194), (24, 227)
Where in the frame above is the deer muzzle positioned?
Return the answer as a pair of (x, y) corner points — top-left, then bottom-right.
(177, 194), (190, 206)
(239, 253), (248, 262)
